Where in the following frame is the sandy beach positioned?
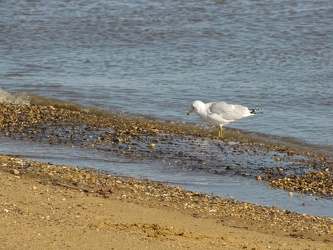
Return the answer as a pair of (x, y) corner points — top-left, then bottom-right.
(0, 155), (332, 249)
(0, 103), (332, 249)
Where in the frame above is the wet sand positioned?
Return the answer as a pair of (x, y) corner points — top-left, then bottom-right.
(0, 103), (332, 249)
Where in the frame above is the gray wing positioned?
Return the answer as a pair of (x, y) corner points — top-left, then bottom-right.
(207, 102), (250, 121)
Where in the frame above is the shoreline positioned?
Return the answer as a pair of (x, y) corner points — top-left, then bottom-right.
(1, 154), (332, 249)
(0, 103), (332, 199)
(0, 103), (332, 248)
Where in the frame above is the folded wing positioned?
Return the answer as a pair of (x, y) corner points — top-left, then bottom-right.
(207, 102), (251, 122)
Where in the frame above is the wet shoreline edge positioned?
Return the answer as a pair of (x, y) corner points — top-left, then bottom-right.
(0, 103), (332, 199)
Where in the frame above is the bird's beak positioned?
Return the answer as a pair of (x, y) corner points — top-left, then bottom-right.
(187, 107), (194, 115)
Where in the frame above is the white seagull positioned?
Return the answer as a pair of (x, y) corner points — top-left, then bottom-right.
(187, 100), (262, 138)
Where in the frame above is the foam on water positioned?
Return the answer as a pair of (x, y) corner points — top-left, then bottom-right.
(0, 88), (30, 106)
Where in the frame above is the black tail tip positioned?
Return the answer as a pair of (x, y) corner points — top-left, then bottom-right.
(250, 108), (263, 114)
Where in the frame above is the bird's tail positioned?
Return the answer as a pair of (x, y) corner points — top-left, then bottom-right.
(249, 108), (263, 114)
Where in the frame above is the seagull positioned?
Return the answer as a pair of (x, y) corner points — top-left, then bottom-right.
(187, 100), (262, 138)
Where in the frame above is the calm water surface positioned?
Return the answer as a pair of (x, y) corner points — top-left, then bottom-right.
(1, 0), (333, 146)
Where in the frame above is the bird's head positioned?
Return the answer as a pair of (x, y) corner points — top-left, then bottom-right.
(187, 100), (203, 115)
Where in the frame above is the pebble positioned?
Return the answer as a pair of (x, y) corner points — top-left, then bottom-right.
(10, 169), (20, 175)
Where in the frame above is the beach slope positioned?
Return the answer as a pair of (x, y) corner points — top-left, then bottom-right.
(0, 155), (332, 250)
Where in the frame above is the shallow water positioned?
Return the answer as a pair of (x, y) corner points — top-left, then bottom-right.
(1, 133), (332, 218)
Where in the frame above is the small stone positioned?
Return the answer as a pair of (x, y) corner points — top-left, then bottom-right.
(113, 137), (122, 143)
(10, 169), (20, 175)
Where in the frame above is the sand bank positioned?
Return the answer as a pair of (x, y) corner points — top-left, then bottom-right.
(0, 155), (332, 249)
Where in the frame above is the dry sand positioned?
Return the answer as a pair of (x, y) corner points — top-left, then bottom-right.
(0, 155), (332, 250)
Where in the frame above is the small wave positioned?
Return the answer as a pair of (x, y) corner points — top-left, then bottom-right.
(0, 88), (30, 105)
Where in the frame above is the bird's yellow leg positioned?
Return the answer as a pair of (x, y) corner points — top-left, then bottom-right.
(218, 127), (223, 138)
